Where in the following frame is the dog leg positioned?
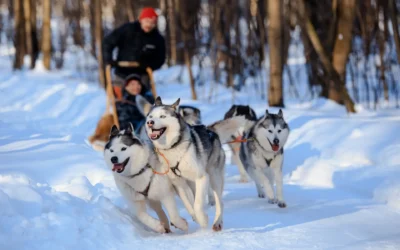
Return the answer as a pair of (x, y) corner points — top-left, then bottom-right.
(246, 168), (265, 198)
(161, 194), (188, 232)
(256, 183), (266, 198)
(232, 150), (248, 183)
(135, 200), (166, 233)
(252, 168), (275, 202)
(147, 200), (171, 233)
(210, 174), (224, 231)
(272, 157), (286, 208)
(174, 182), (196, 221)
(208, 187), (216, 206)
(194, 174), (209, 228)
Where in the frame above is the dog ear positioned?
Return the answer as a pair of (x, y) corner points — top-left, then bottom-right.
(135, 95), (152, 116)
(155, 96), (163, 106)
(125, 123), (134, 135)
(278, 109), (283, 118)
(110, 125), (119, 137)
(265, 109), (270, 118)
(170, 98), (180, 110)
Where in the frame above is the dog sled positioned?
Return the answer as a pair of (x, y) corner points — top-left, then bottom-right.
(88, 62), (157, 151)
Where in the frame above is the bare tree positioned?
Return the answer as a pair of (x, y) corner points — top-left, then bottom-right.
(330, 0), (356, 102)
(298, 0), (356, 112)
(42, 0), (51, 70)
(94, 0), (105, 87)
(268, 0), (284, 107)
(13, 0), (25, 69)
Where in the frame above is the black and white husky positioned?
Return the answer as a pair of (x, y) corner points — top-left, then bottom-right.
(142, 97), (246, 231)
(104, 124), (188, 233)
(239, 109), (290, 208)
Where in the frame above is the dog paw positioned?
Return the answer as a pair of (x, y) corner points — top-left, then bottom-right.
(170, 218), (188, 232)
(278, 201), (287, 208)
(268, 198), (278, 204)
(164, 227), (172, 233)
(155, 223), (167, 233)
(258, 193), (265, 198)
(212, 222), (223, 232)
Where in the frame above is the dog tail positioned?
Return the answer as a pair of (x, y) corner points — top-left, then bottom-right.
(207, 116), (249, 144)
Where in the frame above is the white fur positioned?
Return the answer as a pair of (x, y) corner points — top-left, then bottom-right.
(146, 100), (232, 231)
(243, 111), (290, 207)
(104, 128), (188, 233)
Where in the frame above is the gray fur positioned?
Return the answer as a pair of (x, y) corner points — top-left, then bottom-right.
(239, 109), (290, 207)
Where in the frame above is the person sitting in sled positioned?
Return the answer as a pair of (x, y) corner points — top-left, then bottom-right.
(102, 7), (166, 89)
(116, 74), (155, 131)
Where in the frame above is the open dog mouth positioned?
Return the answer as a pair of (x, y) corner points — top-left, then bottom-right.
(112, 157), (130, 173)
(267, 139), (280, 152)
(149, 127), (166, 140)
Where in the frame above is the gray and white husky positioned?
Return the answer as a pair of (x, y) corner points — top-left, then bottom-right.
(223, 105), (258, 183)
(239, 109), (290, 208)
(104, 123), (188, 233)
(142, 97), (246, 231)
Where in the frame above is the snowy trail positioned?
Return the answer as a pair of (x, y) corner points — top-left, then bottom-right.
(1, 70), (400, 250)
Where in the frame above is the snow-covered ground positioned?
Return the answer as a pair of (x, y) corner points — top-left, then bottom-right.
(1, 61), (400, 250)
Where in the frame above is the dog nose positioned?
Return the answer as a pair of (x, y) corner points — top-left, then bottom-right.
(111, 156), (118, 164)
(147, 120), (154, 127)
(273, 138), (279, 145)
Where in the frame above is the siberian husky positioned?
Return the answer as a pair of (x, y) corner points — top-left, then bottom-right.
(104, 123), (188, 233)
(141, 96), (246, 231)
(239, 109), (290, 208)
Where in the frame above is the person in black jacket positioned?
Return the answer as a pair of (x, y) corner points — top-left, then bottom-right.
(116, 74), (155, 131)
(102, 7), (166, 86)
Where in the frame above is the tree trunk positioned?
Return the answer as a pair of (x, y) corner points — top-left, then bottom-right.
(13, 0), (25, 69)
(389, 0), (400, 64)
(298, 0), (356, 113)
(42, 0), (51, 70)
(267, 0), (284, 107)
(94, 0), (105, 87)
(167, 0), (177, 65)
(73, 0), (83, 47)
(31, 0), (38, 68)
(125, 0), (135, 22)
(184, 48), (197, 100)
(23, 0), (33, 68)
(331, 0), (356, 103)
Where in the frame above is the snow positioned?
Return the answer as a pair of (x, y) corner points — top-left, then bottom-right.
(1, 61), (400, 250)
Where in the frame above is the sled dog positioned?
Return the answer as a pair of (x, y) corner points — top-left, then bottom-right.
(104, 123), (188, 233)
(239, 109), (290, 208)
(143, 97), (246, 231)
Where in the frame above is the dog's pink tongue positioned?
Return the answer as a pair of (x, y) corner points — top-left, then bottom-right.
(272, 145), (280, 151)
(150, 130), (161, 139)
(112, 164), (123, 172)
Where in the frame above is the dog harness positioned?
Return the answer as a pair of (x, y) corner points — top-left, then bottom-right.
(137, 174), (154, 197)
(127, 163), (151, 178)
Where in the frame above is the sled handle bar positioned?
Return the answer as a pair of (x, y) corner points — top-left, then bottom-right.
(117, 61), (140, 67)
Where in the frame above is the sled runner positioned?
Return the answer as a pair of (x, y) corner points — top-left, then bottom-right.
(88, 62), (157, 151)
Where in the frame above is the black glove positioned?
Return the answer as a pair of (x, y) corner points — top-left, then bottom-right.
(107, 60), (118, 67)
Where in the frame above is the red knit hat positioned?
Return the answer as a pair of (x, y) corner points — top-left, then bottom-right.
(139, 7), (158, 20)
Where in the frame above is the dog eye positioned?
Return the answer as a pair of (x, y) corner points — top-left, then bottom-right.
(268, 130), (272, 133)
(160, 115), (166, 118)
(110, 149), (114, 153)
(121, 147), (127, 151)
(278, 130), (281, 133)
(149, 115), (153, 118)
